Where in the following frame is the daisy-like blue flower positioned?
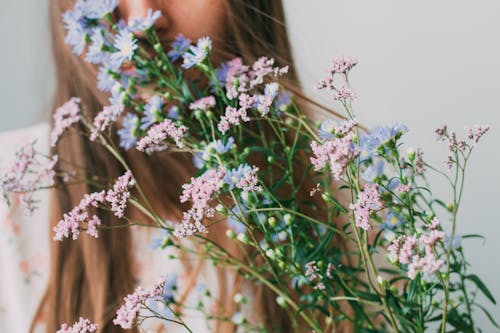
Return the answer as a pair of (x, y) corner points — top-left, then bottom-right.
(318, 119), (337, 141)
(181, 37), (212, 69)
(118, 113), (140, 150)
(62, 8), (88, 56)
(362, 159), (385, 183)
(150, 227), (172, 250)
(128, 9), (162, 32)
(192, 153), (204, 169)
(167, 34), (192, 62)
(97, 66), (116, 92)
(202, 137), (235, 160)
(227, 204), (248, 234)
(215, 61), (230, 85)
(224, 164), (252, 190)
(85, 29), (109, 64)
(109, 83), (127, 107)
(383, 211), (405, 229)
(275, 89), (292, 112)
(80, 0), (119, 19)
(361, 123), (409, 157)
(446, 234), (462, 250)
(140, 95), (164, 130)
(167, 105), (180, 120)
(110, 29), (138, 70)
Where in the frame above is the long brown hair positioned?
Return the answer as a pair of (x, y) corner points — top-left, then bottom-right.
(33, 1), (350, 332)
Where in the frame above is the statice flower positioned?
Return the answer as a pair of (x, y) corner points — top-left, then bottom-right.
(182, 37), (211, 69)
(118, 114), (140, 150)
(56, 317), (98, 333)
(140, 95), (164, 130)
(189, 96), (216, 111)
(224, 164), (262, 194)
(114, 277), (167, 329)
(136, 119), (188, 153)
(332, 85), (357, 102)
(305, 261), (325, 291)
(110, 29), (138, 70)
(310, 119), (359, 180)
(90, 104), (124, 141)
(349, 183), (383, 231)
(85, 29), (109, 64)
(0, 142), (57, 215)
(128, 9), (162, 32)
(250, 57), (288, 88)
(167, 34), (192, 62)
(105, 171), (135, 218)
(316, 56), (358, 90)
(50, 97), (81, 147)
(218, 105), (251, 134)
(53, 191), (106, 241)
(174, 167), (226, 238)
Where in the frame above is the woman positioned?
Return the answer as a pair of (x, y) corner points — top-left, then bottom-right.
(1, 0), (348, 332)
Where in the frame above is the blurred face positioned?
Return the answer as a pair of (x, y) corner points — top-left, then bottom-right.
(117, 0), (229, 62)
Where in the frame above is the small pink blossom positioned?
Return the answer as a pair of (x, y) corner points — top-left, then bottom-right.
(396, 181), (413, 193)
(189, 96), (216, 111)
(218, 105), (250, 134)
(316, 56), (358, 90)
(332, 85), (357, 101)
(90, 104), (124, 141)
(349, 184), (383, 231)
(105, 171), (135, 218)
(56, 317), (98, 333)
(136, 119), (187, 152)
(174, 167), (226, 238)
(51, 97), (81, 147)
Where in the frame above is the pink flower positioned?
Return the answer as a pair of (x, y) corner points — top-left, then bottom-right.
(113, 278), (167, 329)
(396, 181), (413, 193)
(316, 56), (358, 90)
(51, 97), (81, 147)
(217, 105), (251, 134)
(0, 141), (58, 215)
(332, 85), (357, 102)
(105, 171), (135, 218)
(189, 96), (216, 111)
(56, 317), (98, 333)
(90, 104), (124, 141)
(349, 184), (383, 231)
(136, 119), (187, 152)
(174, 167), (226, 238)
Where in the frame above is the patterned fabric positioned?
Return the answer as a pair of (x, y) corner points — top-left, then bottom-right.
(0, 124), (214, 333)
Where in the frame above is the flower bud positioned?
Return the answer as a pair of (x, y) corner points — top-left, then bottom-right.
(267, 155), (275, 163)
(237, 233), (249, 243)
(206, 110), (215, 120)
(194, 110), (203, 119)
(284, 213), (293, 226)
(265, 249), (275, 259)
(215, 204), (227, 214)
(226, 229), (236, 239)
(276, 296), (287, 308)
(233, 293), (247, 304)
(268, 216), (277, 228)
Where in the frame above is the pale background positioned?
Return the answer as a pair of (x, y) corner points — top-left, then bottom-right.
(0, 0), (498, 330)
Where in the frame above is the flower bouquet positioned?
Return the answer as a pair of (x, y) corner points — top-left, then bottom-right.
(1, 1), (496, 332)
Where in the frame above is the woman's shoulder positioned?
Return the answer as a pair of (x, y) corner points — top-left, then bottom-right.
(0, 122), (51, 332)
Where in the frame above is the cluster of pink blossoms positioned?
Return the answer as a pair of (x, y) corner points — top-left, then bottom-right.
(435, 124), (490, 170)
(174, 167), (226, 238)
(388, 217), (446, 279)
(0, 141), (58, 215)
(349, 183), (383, 231)
(56, 317), (98, 333)
(305, 261), (325, 291)
(316, 56), (358, 90)
(53, 171), (135, 240)
(216, 57), (287, 133)
(136, 119), (188, 153)
(332, 85), (357, 102)
(189, 96), (216, 111)
(90, 104), (124, 141)
(50, 97), (81, 147)
(310, 119), (359, 180)
(113, 278), (166, 329)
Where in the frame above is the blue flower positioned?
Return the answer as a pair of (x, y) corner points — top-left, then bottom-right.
(78, 0), (119, 20)
(150, 228), (171, 250)
(446, 234), (462, 250)
(85, 29), (109, 64)
(110, 29), (137, 70)
(361, 123), (408, 157)
(215, 62), (230, 85)
(202, 137), (235, 160)
(224, 164), (252, 190)
(62, 8), (88, 56)
(97, 66), (116, 92)
(181, 37), (211, 69)
(275, 89), (292, 112)
(109, 83), (127, 107)
(140, 95), (164, 130)
(383, 211), (405, 229)
(318, 119), (337, 141)
(129, 9), (162, 32)
(227, 204), (248, 234)
(193, 152), (204, 169)
(167, 106), (180, 120)
(118, 113), (139, 150)
(362, 159), (385, 183)
(167, 34), (192, 62)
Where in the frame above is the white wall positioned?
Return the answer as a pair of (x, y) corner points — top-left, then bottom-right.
(0, 0), (498, 330)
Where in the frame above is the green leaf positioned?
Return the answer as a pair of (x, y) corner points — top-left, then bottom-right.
(474, 303), (500, 328)
(357, 291), (381, 303)
(466, 274), (497, 305)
